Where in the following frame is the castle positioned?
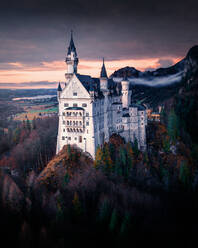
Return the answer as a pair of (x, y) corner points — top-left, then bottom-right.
(56, 33), (147, 158)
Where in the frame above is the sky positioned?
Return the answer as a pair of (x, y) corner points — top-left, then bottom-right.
(0, 0), (197, 89)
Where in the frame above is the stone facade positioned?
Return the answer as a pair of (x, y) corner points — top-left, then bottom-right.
(56, 33), (147, 158)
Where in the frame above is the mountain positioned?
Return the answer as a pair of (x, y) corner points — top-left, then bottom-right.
(110, 46), (198, 108)
(111, 45), (198, 79)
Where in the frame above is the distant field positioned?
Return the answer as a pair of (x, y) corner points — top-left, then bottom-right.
(14, 107), (58, 121)
(29, 107), (58, 113)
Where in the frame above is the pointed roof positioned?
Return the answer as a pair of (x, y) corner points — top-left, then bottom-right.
(57, 82), (62, 91)
(100, 58), (107, 78)
(67, 30), (77, 56)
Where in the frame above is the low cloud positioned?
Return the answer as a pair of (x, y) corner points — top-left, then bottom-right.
(113, 71), (184, 87)
(129, 71), (184, 87)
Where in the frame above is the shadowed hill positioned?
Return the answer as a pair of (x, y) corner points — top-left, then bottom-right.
(37, 145), (93, 190)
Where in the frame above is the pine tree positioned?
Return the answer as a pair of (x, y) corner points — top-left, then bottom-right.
(98, 198), (110, 223)
(179, 161), (190, 188)
(167, 109), (178, 143)
(163, 136), (170, 153)
(115, 157), (122, 176)
(109, 209), (117, 232)
(120, 213), (131, 236)
(64, 171), (70, 185)
(133, 138), (139, 157)
(103, 144), (113, 172)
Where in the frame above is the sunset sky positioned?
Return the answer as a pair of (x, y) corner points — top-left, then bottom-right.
(0, 0), (197, 89)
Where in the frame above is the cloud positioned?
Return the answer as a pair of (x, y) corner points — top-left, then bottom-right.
(0, 81), (57, 89)
(128, 71), (184, 87)
(157, 59), (175, 68)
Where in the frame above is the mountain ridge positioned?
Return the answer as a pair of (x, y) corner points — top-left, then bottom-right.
(110, 45), (198, 82)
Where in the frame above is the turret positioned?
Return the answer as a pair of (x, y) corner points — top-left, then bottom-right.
(57, 82), (62, 99)
(121, 76), (131, 108)
(100, 58), (108, 92)
(65, 31), (79, 81)
(89, 84), (95, 99)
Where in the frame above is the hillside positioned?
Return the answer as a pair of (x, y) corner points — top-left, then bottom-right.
(111, 45), (198, 108)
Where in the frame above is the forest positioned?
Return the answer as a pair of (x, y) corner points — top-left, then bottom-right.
(0, 68), (198, 247)
(0, 111), (197, 247)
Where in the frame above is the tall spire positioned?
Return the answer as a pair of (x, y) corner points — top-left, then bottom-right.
(57, 82), (62, 91)
(100, 58), (107, 78)
(67, 30), (77, 56)
(65, 30), (79, 75)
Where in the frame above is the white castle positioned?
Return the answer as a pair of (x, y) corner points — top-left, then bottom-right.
(56, 33), (147, 158)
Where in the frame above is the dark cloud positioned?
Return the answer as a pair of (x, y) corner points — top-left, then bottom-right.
(0, 0), (197, 65)
(157, 59), (175, 68)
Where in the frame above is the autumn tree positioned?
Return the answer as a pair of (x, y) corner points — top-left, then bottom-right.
(72, 192), (82, 217)
(94, 146), (104, 168)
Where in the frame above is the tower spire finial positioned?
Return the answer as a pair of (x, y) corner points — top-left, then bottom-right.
(100, 58), (107, 78)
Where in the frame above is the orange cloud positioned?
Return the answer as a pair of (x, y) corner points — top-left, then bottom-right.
(0, 57), (182, 88)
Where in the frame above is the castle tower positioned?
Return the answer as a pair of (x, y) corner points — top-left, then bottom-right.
(100, 58), (108, 91)
(57, 82), (62, 99)
(65, 31), (79, 81)
(121, 76), (131, 109)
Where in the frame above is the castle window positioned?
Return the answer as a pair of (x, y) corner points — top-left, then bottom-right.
(73, 103), (78, 107)
(79, 136), (82, 143)
(62, 136), (65, 140)
(68, 137), (71, 140)
(86, 112), (89, 117)
(62, 112), (65, 116)
(82, 103), (87, 107)
(64, 103), (69, 107)
(67, 121), (69, 125)
(86, 121), (89, 126)
(75, 137), (77, 140)
(73, 92), (77, 96)
(63, 129), (65, 132)
(63, 120), (65, 124)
